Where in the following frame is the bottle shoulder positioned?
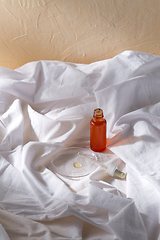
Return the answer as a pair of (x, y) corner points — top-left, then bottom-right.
(90, 118), (106, 125)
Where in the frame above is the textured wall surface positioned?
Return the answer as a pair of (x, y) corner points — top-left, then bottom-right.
(0, 0), (160, 69)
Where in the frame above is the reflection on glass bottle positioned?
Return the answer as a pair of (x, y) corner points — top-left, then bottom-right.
(90, 108), (106, 152)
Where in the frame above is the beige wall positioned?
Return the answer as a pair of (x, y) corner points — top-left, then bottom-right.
(0, 0), (160, 69)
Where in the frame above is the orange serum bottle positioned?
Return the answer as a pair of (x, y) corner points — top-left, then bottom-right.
(90, 108), (107, 152)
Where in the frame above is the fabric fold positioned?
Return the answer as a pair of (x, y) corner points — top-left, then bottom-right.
(0, 50), (160, 239)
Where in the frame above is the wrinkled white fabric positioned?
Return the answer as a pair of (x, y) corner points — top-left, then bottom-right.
(0, 51), (160, 239)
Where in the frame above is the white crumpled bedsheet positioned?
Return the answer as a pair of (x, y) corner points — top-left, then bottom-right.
(0, 50), (160, 240)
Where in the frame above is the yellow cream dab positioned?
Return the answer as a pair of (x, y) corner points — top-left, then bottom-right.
(73, 162), (83, 168)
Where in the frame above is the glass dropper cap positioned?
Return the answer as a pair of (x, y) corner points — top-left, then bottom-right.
(114, 169), (126, 179)
(106, 164), (126, 179)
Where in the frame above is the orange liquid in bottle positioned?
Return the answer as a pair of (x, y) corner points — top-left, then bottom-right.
(90, 108), (106, 152)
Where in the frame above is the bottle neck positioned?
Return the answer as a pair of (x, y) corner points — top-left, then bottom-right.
(93, 108), (103, 118)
